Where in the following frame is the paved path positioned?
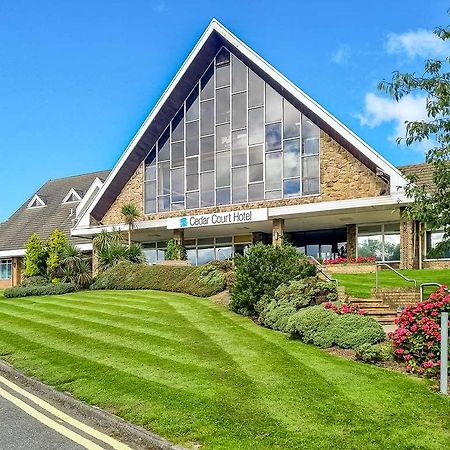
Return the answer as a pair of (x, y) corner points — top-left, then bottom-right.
(0, 375), (130, 450)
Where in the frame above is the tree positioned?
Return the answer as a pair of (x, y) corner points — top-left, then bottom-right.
(378, 21), (450, 255)
(24, 233), (47, 277)
(121, 203), (140, 247)
(46, 229), (67, 278)
(165, 238), (187, 261)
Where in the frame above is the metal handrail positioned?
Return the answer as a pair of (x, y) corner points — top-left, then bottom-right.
(420, 282), (450, 301)
(375, 263), (417, 289)
(307, 256), (339, 286)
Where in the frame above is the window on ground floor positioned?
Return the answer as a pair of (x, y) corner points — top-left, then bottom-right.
(0, 259), (12, 280)
(357, 223), (400, 262)
(426, 230), (450, 259)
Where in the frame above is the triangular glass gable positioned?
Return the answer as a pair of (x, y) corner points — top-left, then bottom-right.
(143, 46), (320, 214)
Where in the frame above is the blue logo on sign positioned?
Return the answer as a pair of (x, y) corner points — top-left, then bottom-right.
(180, 217), (188, 227)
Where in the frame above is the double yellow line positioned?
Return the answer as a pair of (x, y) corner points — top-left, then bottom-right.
(0, 374), (131, 450)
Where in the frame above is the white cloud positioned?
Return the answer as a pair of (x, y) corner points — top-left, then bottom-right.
(331, 44), (351, 64)
(357, 92), (432, 152)
(386, 29), (448, 59)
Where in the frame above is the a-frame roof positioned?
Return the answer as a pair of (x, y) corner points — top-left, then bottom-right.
(84, 19), (408, 223)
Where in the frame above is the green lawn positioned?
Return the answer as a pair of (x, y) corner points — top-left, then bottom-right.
(335, 268), (450, 298)
(0, 291), (449, 449)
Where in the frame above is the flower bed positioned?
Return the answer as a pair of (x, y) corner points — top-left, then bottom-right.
(389, 286), (450, 376)
(323, 256), (376, 265)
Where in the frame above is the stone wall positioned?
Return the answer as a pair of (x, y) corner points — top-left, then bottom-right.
(101, 129), (389, 225)
(326, 263), (376, 274)
(346, 224), (357, 258)
(372, 287), (420, 308)
(399, 209), (420, 270)
(422, 259), (450, 269)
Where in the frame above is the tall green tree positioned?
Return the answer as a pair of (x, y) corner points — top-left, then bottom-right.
(46, 229), (67, 278)
(378, 21), (450, 255)
(24, 233), (47, 277)
(121, 203), (140, 247)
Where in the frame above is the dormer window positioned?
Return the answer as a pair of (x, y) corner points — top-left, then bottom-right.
(62, 188), (82, 204)
(27, 194), (46, 209)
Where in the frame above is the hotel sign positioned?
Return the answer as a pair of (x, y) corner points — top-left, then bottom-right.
(166, 208), (268, 230)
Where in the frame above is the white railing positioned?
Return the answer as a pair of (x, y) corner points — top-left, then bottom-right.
(375, 263), (417, 289)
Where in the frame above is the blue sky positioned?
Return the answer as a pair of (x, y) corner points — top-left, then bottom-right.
(0, 1), (448, 221)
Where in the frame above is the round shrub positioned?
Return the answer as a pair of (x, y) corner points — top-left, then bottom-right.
(389, 286), (450, 376)
(21, 275), (48, 287)
(332, 314), (385, 349)
(288, 305), (338, 348)
(355, 342), (393, 364)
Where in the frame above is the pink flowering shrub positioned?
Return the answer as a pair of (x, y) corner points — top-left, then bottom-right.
(323, 256), (376, 265)
(389, 286), (450, 376)
(324, 301), (367, 316)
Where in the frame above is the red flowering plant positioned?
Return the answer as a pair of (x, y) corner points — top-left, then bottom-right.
(323, 256), (376, 265)
(389, 286), (450, 376)
(324, 301), (367, 316)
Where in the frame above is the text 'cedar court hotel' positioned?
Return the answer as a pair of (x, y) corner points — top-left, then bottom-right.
(66, 20), (439, 270)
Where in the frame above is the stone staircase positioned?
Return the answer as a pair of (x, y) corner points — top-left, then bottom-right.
(347, 297), (398, 325)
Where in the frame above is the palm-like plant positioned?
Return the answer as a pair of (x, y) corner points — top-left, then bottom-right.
(97, 241), (129, 272)
(120, 203), (140, 247)
(93, 229), (123, 252)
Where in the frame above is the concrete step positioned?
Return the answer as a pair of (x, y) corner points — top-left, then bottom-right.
(348, 297), (383, 304)
(359, 305), (393, 311)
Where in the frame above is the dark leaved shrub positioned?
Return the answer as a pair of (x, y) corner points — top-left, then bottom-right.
(230, 243), (316, 315)
(4, 283), (76, 298)
(91, 261), (226, 297)
(20, 275), (49, 287)
(257, 278), (337, 331)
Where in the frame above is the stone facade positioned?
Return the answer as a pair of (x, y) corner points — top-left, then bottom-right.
(399, 208), (420, 270)
(346, 224), (357, 259)
(326, 263), (376, 274)
(101, 130), (389, 225)
(422, 259), (450, 269)
(272, 218), (284, 246)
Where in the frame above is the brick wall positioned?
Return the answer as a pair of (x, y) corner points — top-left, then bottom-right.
(422, 259), (450, 269)
(326, 263), (376, 274)
(372, 287), (420, 308)
(101, 130), (389, 225)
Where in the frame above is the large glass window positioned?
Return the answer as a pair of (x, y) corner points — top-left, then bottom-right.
(426, 230), (450, 259)
(144, 47), (321, 212)
(0, 259), (11, 280)
(357, 223), (400, 261)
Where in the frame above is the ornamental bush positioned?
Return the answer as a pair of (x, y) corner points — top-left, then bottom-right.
(288, 305), (338, 348)
(389, 286), (450, 376)
(24, 233), (47, 277)
(230, 243), (316, 315)
(331, 314), (385, 349)
(46, 229), (67, 278)
(355, 342), (394, 364)
(257, 278), (337, 331)
(4, 282), (76, 298)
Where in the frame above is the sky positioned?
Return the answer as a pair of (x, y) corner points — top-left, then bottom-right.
(0, 0), (448, 221)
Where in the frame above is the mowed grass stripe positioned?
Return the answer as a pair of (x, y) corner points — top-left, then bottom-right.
(0, 291), (449, 450)
(0, 314), (295, 449)
(0, 300), (230, 371)
(0, 308), (236, 395)
(162, 292), (450, 445)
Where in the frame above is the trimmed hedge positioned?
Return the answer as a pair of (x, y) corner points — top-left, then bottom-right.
(4, 283), (76, 298)
(90, 261), (226, 297)
(287, 305), (385, 349)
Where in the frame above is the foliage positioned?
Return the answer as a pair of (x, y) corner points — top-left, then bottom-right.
(165, 238), (187, 261)
(288, 305), (338, 348)
(21, 275), (48, 287)
(95, 233), (146, 272)
(355, 342), (393, 364)
(90, 261), (225, 297)
(24, 233), (47, 277)
(197, 263), (226, 293)
(4, 282), (76, 298)
(378, 22), (450, 253)
(230, 243), (316, 315)
(323, 256), (376, 265)
(46, 229), (67, 278)
(121, 203), (140, 247)
(331, 314), (385, 349)
(58, 242), (92, 288)
(257, 278), (338, 332)
(324, 301), (367, 315)
(389, 286), (450, 376)
(288, 304), (385, 349)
